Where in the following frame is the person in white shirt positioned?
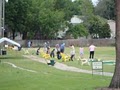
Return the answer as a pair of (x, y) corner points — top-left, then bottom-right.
(70, 45), (75, 61)
(89, 44), (96, 59)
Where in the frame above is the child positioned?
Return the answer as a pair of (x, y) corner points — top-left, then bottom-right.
(80, 47), (84, 59)
(36, 47), (40, 55)
(46, 47), (50, 54)
(55, 44), (61, 60)
(50, 49), (55, 58)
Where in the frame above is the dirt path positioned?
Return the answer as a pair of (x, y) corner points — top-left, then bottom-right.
(23, 55), (113, 77)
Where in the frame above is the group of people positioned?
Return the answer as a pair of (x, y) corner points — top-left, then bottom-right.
(79, 44), (96, 59)
(36, 42), (66, 60)
(69, 44), (96, 61)
(36, 41), (96, 61)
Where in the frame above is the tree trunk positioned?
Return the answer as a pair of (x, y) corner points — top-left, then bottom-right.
(12, 31), (15, 40)
(22, 32), (27, 40)
(109, 0), (120, 88)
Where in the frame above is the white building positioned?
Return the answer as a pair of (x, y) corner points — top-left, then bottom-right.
(107, 20), (116, 38)
(57, 15), (82, 39)
(70, 15), (83, 24)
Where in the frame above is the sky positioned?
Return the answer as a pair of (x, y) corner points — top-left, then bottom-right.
(72, 0), (99, 6)
(92, 0), (98, 6)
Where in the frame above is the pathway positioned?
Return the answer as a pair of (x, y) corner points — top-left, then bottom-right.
(23, 55), (113, 77)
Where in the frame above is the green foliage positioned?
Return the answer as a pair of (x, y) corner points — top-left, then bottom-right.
(5, 0), (98, 40)
(83, 15), (111, 38)
(5, 0), (32, 39)
(54, 0), (74, 20)
(67, 23), (89, 39)
(39, 7), (65, 39)
(74, 0), (94, 16)
(94, 0), (115, 20)
(99, 23), (111, 38)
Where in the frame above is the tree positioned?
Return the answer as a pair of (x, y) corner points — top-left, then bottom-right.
(83, 15), (111, 39)
(109, 0), (120, 88)
(39, 9), (65, 39)
(5, 0), (31, 39)
(99, 23), (111, 38)
(73, 0), (94, 16)
(66, 23), (88, 39)
(95, 0), (115, 20)
(54, 0), (74, 20)
(5, 0), (95, 40)
(6, 0), (65, 40)
(38, 0), (65, 39)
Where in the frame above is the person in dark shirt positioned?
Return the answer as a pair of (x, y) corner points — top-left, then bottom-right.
(55, 44), (61, 60)
(36, 47), (40, 55)
(50, 49), (55, 58)
(60, 43), (65, 53)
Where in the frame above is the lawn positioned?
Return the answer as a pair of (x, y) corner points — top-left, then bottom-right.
(0, 47), (115, 90)
(37, 46), (116, 73)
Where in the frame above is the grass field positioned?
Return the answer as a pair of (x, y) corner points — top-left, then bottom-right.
(0, 47), (115, 90)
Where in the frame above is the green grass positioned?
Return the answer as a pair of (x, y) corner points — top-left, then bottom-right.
(45, 46), (115, 73)
(23, 47), (115, 72)
(0, 47), (115, 90)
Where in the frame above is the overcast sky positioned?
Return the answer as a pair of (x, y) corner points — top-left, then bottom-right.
(72, 0), (98, 6)
(92, 0), (98, 6)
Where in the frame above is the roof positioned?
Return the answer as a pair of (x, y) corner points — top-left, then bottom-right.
(0, 37), (21, 47)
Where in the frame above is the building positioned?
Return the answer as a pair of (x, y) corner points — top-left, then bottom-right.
(107, 20), (116, 38)
(57, 15), (82, 39)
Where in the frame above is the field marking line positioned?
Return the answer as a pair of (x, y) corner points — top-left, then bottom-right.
(2, 62), (37, 73)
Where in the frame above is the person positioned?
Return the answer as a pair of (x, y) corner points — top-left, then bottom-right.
(55, 44), (61, 60)
(46, 41), (50, 49)
(43, 42), (47, 53)
(70, 45), (75, 61)
(30, 41), (32, 47)
(46, 47), (50, 54)
(60, 43), (65, 53)
(36, 47), (40, 55)
(27, 41), (31, 48)
(46, 41), (50, 54)
(50, 49), (55, 58)
(89, 44), (96, 59)
(79, 47), (84, 59)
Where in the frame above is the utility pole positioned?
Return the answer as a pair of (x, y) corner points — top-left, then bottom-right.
(0, 0), (3, 51)
(2, 0), (5, 38)
(0, 0), (2, 38)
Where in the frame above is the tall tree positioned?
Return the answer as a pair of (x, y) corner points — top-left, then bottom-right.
(83, 15), (111, 38)
(66, 23), (88, 39)
(109, 0), (120, 88)
(5, 0), (31, 39)
(54, 0), (74, 20)
(99, 23), (111, 38)
(38, 0), (65, 39)
(5, 0), (95, 40)
(95, 0), (115, 20)
(73, 0), (94, 16)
